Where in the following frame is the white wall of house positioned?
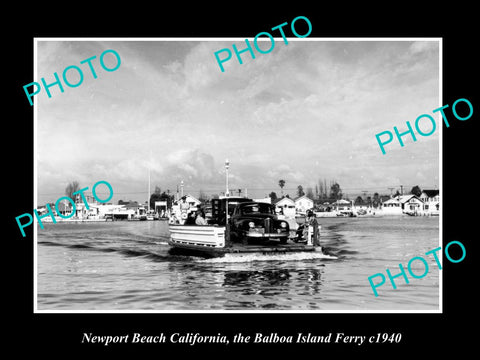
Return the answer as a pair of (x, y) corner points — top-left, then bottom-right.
(275, 197), (296, 217)
(185, 194), (201, 207)
(422, 202), (439, 214)
(396, 195), (424, 214)
(295, 196), (314, 214)
(402, 198), (423, 213)
(420, 191), (440, 215)
(382, 200), (403, 215)
(334, 202), (352, 211)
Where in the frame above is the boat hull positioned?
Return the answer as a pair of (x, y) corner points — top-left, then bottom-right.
(169, 225), (226, 249)
(168, 224), (317, 258)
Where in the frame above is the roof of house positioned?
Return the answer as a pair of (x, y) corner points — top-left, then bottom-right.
(274, 196), (295, 205)
(185, 194), (201, 204)
(421, 190), (439, 197)
(396, 195), (423, 203)
(294, 195), (314, 203)
(383, 198), (401, 204)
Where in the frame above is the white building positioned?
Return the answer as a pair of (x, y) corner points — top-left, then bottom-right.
(420, 190), (440, 215)
(184, 194), (201, 208)
(275, 197), (296, 217)
(294, 195), (314, 215)
(397, 195), (424, 214)
(382, 198), (403, 215)
(75, 203), (133, 219)
(98, 204), (135, 219)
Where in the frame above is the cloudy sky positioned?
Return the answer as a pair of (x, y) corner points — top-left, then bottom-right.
(35, 39), (440, 205)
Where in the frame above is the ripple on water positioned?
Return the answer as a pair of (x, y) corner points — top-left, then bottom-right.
(36, 218), (440, 311)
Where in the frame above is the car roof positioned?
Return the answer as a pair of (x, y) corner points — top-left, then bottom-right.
(237, 201), (273, 207)
(217, 197), (252, 203)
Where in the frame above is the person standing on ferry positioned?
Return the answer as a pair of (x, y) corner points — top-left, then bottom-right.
(304, 210), (320, 247)
(180, 196), (190, 213)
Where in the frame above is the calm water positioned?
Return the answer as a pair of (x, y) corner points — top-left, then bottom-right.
(37, 217), (440, 311)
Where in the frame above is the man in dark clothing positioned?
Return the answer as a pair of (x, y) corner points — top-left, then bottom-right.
(184, 212), (196, 225)
(306, 210), (320, 247)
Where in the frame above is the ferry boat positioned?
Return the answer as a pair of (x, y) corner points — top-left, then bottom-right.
(167, 160), (322, 258)
(168, 194), (320, 257)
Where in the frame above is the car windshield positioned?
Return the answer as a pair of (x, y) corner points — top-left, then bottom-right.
(240, 203), (274, 215)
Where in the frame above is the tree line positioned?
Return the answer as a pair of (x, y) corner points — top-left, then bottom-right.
(61, 180), (427, 210)
(269, 179), (343, 202)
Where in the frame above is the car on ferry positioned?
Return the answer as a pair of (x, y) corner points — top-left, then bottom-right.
(229, 201), (290, 244)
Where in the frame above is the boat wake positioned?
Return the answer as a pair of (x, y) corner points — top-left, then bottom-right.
(197, 251), (338, 263)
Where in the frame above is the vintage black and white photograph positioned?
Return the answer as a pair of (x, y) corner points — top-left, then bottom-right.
(33, 38), (441, 312)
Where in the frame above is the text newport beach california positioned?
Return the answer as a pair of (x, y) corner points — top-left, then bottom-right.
(375, 97), (473, 154)
(23, 49), (121, 106)
(15, 180), (114, 237)
(213, 16), (312, 72)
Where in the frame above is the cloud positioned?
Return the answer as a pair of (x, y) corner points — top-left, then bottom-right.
(36, 39), (440, 203)
(408, 41), (438, 55)
(267, 164), (306, 184)
(163, 149), (217, 182)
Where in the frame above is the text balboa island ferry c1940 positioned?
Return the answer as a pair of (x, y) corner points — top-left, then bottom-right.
(167, 160), (322, 258)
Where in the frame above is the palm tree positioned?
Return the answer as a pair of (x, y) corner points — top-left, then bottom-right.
(278, 179), (285, 197)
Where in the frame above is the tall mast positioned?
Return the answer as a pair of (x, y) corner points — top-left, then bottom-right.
(225, 159), (229, 225)
(148, 168), (151, 211)
(148, 149), (152, 212)
(225, 159), (230, 197)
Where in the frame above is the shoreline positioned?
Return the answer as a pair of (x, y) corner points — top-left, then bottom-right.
(38, 211), (439, 225)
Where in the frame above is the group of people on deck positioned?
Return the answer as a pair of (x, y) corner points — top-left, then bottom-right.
(179, 196), (208, 226)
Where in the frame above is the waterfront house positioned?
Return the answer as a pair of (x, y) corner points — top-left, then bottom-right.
(275, 196), (296, 217)
(420, 190), (440, 215)
(97, 203), (134, 219)
(382, 197), (403, 215)
(184, 194), (201, 208)
(396, 195), (424, 214)
(420, 190), (439, 203)
(333, 199), (353, 214)
(55, 202), (72, 217)
(294, 195), (314, 215)
(353, 197), (369, 211)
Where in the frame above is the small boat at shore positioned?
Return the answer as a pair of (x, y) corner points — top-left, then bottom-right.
(146, 210), (156, 221)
